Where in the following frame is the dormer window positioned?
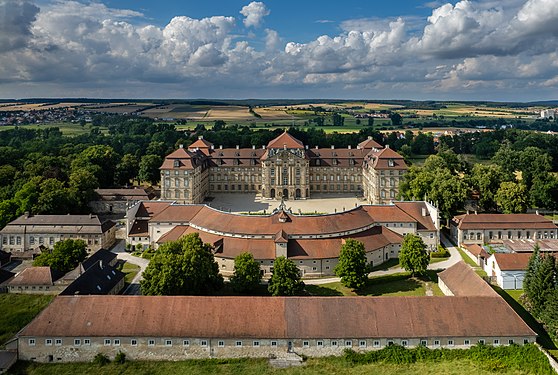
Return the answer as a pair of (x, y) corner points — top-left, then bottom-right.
(173, 160), (180, 168)
(388, 159), (395, 167)
(316, 159), (321, 166)
(349, 159), (355, 166)
(333, 159), (338, 165)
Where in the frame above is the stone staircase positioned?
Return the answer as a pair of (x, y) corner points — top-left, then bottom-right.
(268, 352), (304, 368)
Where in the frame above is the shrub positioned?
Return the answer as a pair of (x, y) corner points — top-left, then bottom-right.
(93, 353), (110, 366)
(114, 351), (126, 364)
(431, 245), (450, 258)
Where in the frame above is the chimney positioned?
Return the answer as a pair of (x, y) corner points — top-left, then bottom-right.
(466, 210), (470, 215)
(368, 136), (372, 140)
(211, 145), (214, 149)
(236, 145), (240, 149)
(24, 211), (30, 218)
(536, 210), (539, 215)
(199, 135), (204, 140)
(262, 145), (266, 149)
(315, 145), (318, 149)
(219, 145), (223, 149)
(474, 210), (477, 215)
(305, 145), (308, 150)
(283, 144), (287, 150)
(89, 213), (93, 219)
(385, 144), (390, 148)
(331, 145), (335, 149)
(348, 145), (351, 149)
(179, 144), (183, 149)
(252, 145), (255, 149)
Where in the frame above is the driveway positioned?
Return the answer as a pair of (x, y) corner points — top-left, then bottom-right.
(110, 240), (149, 295)
(305, 233), (461, 285)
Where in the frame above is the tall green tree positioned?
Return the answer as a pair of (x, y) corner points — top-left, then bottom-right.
(469, 164), (505, 211)
(528, 254), (557, 318)
(495, 181), (528, 213)
(399, 234), (429, 276)
(524, 243), (542, 308)
(33, 239), (88, 272)
(138, 154), (163, 185)
(115, 154), (139, 185)
(141, 233), (223, 295)
(230, 252), (262, 293)
(541, 289), (558, 340)
(334, 239), (369, 289)
(267, 256), (305, 296)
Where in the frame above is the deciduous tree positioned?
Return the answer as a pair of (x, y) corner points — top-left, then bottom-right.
(495, 181), (528, 213)
(267, 256), (304, 296)
(230, 252), (262, 293)
(399, 234), (429, 276)
(138, 154), (163, 185)
(334, 239), (369, 289)
(33, 239), (88, 272)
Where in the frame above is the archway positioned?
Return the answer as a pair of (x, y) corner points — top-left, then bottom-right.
(271, 188), (275, 198)
(295, 189), (301, 198)
(283, 189), (289, 199)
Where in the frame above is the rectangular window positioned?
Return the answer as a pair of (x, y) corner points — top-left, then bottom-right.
(148, 339), (155, 347)
(235, 341), (242, 347)
(524, 339), (529, 344)
(508, 339), (514, 345)
(434, 340), (440, 346)
(29, 237), (34, 245)
(55, 339), (62, 346)
(359, 340), (366, 348)
(114, 339), (120, 346)
(183, 340), (190, 347)
(104, 339), (111, 346)
(49, 237), (54, 245)
(218, 341), (225, 347)
(83, 339), (90, 346)
(331, 341), (338, 347)
(464, 339), (470, 345)
(253, 341), (260, 347)
(448, 340), (454, 346)
(16, 236), (21, 245)
(493, 339), (500, 345)
(29, 338), (36, 346)
(303, 341), (309, 348)
(165, 340), (172, 347)
(345, 340), (352, 347)
(373, 340), (380, 347)
(74, 339), (81, 346)
(478, 339), (485, 345)
(45, 339), (53, 346)
(271, 341), (277, 347)
(387, 340), (394, 346)
(201, 340), (208, 347)
(131, 339), (137, 346)
(317, 341), (323, 347)
(401, 340), (408, 347)
(420, 340), (427, 346)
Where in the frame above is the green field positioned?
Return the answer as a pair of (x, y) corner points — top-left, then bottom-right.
(0, 123), (108, 136)
(120, 262), (140, 284)
(305, 272), (443, 297)
(0, 294), (54, 347)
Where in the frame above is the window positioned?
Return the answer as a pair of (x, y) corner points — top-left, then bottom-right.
(448, 340), (454, 346)
(45, 339), (53, 346)
(271, 341), (277, 347)
(345, 340), (352, 347)
(201, 340), (208, 347)
(148, 339), (155, 347)
(131, 339), (137, 346)
(493, 339), (500, 345)
(303, 341), (309, 348)
(104, 339), (111, 346)
(183, 340), (190, 347)
(83, 339), (90, 346)
(74, 339), (81, 346)
(235, 341), (242, 347)
(165, 340), (172, 347)
(253, 341), (260, 347)
(55, 339), (62, 346)
(331, 341), (338, 347)
(317, 341), (323, 347)
(373, 340), (380, 347)
(359, 340), (366, 348)
(478, 339), (485, 345)
(524, 339), (529, 344)
(218, 341), (225, 347)
(29, 338), (36, 346)
(464, 339), (470, 345)
(420, 340), (427, 346)
(387, 340), (394, 346)
(434, 340), (440, 346)
(114, 339), (120, 346)
(401, 340), (408, 347)
(29, 237), (34, 245)
(16, 236), (21, 245)
(508, 339), (514, 345)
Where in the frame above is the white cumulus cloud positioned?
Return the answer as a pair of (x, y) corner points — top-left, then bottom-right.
(240, 1), (270, 28)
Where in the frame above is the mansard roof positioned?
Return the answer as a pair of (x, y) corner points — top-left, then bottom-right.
(188, 136), (214, 151)
(266, 131), (305, 149)
(357, 136), (383, 150)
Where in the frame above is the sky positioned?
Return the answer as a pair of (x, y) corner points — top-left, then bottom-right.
(1, 0), (558, 101)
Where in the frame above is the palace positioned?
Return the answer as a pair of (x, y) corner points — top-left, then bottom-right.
(160, 131), (407, 204)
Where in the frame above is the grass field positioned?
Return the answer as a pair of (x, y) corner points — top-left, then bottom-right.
(305, 272), (443, 297)
(0, 294), (54, 347)
(8, 358), (539, 375)
(0, 122), (108, 136)
(120, 262), (140, 284)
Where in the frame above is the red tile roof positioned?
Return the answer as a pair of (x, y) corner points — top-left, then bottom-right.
(463, 244), (488, 258)
(20, 295), (536, 339)
(357, 137), (382, 150)
(454, 213), (557, 230)
(493, 253), (532, 271)
(188, 137), (214, 150)
(267, 131), (304, 149)
(438, 261), (497, 297)
(366, 147), (408, 170)
(8, 267), (55, 286)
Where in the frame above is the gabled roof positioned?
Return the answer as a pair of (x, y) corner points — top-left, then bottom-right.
(366, 147), (408, 170)
(8, 267), (60, 286)
(275, 230), (288, 243)
(454, 213), (557, 230)
(438, 261), (497, 297)
(60, 261), (124, 296)
(82, 249), (117, 270)
(267, 131), (304, 149)
(135, 201), (172, 219)
(20, 295), (536, 339)
(188, 137), (214, 150)
(357, 137), (382, 150)
(492, 253), (532, 271)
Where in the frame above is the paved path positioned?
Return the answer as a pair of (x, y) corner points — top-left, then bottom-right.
(304, 233), (461, 285)
(110, 240), (149, 295)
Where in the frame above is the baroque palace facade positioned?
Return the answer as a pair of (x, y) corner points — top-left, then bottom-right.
(160, 131), (407, 204)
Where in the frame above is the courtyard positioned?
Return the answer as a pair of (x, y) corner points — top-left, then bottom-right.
(204, 193), (365, 214)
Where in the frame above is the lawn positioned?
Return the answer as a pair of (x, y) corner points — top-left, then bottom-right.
(305, 272), (443, 297)
(10, 345), (553, 375)
(0, 294), (54, 347)
(457, 247), (478, 267)
(120, 262), (140, 284)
